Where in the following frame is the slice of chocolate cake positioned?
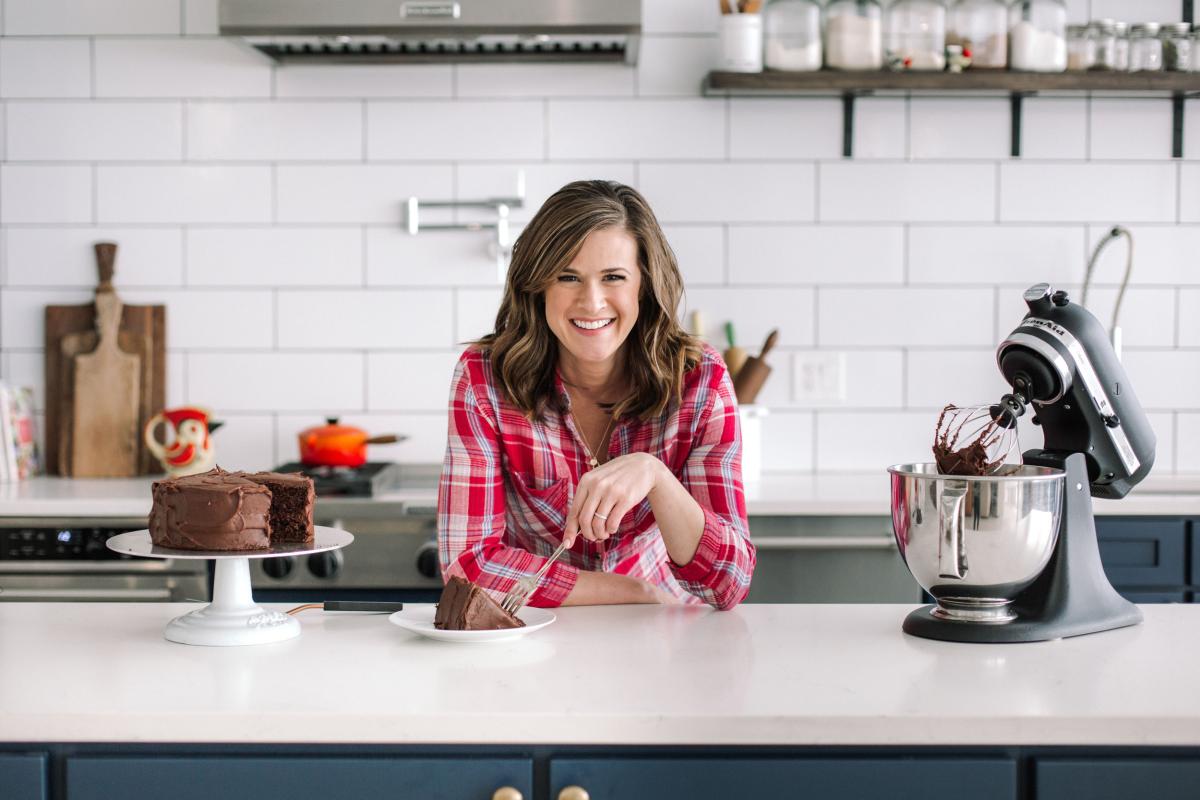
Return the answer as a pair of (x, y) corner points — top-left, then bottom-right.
(434, 576), (525, 631)
(241, 470), (315, 545)
(149, 468), (271, 551)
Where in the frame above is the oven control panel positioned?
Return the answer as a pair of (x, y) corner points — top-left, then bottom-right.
(0, 527), (134, 560)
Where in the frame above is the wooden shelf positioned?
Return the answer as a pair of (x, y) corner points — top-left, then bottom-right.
(704, 69), (1200, 95)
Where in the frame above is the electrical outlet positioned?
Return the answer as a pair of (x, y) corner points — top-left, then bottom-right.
(793, 352), (846, 404)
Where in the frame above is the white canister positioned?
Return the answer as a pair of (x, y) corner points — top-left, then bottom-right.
(719, 13), (765, 72)
(738, 405), (769, 483)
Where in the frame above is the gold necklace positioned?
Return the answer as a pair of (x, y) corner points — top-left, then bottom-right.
(578, 412), (616, 469)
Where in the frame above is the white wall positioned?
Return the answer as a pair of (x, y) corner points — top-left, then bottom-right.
(0, 0), (1194, 474)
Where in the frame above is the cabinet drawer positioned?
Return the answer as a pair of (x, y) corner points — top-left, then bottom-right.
(1036, 758), (1200, 800)
(1095, 519), (1186, 587)
(67, 756), (531, 800)
(0, 753), (46, 800)
(551, 757), (1016, 800)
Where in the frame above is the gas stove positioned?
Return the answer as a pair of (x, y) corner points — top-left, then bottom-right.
(272, 462), (407, 497)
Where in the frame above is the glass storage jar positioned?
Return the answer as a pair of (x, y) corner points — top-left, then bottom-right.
(764, 0), (823, 70)
(1009, 0), (1067, 72)
(948, 0), (1008, 68)
(1128, 22), (1162, 71)
(825, 0), (884, 70)
(1112, 21), (1129, 70)
(1087, 19), (1116, 70)
(1192, 27), (1200, 71)
(1160, 22), (1192, 71)
(885, 0), (947, 70)
(1066, 24), (1092, 70)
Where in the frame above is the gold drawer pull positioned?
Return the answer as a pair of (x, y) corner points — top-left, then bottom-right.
(558, 787), (590, 800)
(492, 787), (522, 800)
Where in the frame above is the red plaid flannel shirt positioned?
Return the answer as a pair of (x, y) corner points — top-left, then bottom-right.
(437, 343), (755, 610)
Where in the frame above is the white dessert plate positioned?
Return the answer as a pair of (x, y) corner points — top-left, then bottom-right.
(388, 604), (555, 643)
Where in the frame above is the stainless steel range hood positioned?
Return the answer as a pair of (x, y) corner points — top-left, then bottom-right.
(219, 0), (642, 65)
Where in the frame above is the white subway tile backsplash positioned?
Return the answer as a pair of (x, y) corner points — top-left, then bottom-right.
(367, 351), (463, 411)
(166, 352), (185, 407)
(1146, 412), (1176, 473)
(730, 99), (841, 160)
(820, 287), (995, 347)
(1000, 163), (1177, 223)
(662, 225), (724, 285)
(456, 288), (503, 343)
(1090, 0), (1181, 23)
(123, 288), (273, 349)
(368, 101), (543, 161)
(1090, 99), (1173, 161)
(852, 98), (906, 160)
(791, 349), (904, 409)
(549, 100), (724, 160)
(1020, 98), (1087, 160)
(1178, 289), (1200, 346)
(683, 286), (816, 349)
(183, 0), (218, 36)
(454, 162), (636, 224)
(7, 101), (182, 161)
(908, 225), (1085, 285)
(95, 40), (271, 98)
(1, 165), (91, 223)
(276, 413), (448, 465)
(6, 227), (183, 287)
(906, 349), (1012, 409)
(276, 164), (452, 224)
(186, 101), (362, 161)
(1085, 226), (1200, 285)
(0, 39), (90, 98)
(729, 225), (904, 285)
(275, 65), (453, 99)
(815, 411), (933, 471)
(1177, 414), (1200, 471)
(190, 352), (363, 412)
(760, 411), (814, 472)
(1121, 351), (1200, 410)
(1178, 165), (1200, 222)
(188, 227), (362, 287)
(457, 64), (634, 98)
(643, 1), (721, 34)
(820, 163), (996, 222)
(3, 351), (42, 409)
(2, 288), (92, 348)
(1079, 288), (1176, 348)
(97, 166), (271, 224)
(640, 163), (816, 223)
(909, 98), (1008, 160)
(367, 229), (503, 288)
(278, 289), (455, 349)
(5, 0), (179, 34)
(203, 414), (275, 473)
(637, 36), (717, 96)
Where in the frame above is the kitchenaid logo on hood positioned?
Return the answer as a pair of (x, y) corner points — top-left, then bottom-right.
(1021, 318), (1067, 338)
(401, 2), (461, 18)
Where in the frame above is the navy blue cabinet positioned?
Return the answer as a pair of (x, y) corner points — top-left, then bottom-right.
(1036, 758), (1200, 800)
(550, 757), (1017, 800)
(66, 756), (532, 800)
(1095, 518), (1189, 602)
(0, 753), (46, 800)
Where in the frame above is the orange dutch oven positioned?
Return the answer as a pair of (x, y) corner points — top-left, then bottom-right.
(298, 418), (404, 468)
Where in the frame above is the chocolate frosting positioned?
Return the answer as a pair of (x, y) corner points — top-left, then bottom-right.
(434, 576), (525, 631)
(236, 470), (315, 544)
(933, 404), (1004, 477)
(149, 467), (271, 551)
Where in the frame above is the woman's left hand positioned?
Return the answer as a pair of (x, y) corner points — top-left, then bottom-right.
(564, 453), (665, 547)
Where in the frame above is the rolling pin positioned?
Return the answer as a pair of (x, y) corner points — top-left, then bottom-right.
(732, 328), (779, 405)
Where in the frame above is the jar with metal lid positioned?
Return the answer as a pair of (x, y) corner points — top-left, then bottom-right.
(885, 0), (947, 70)
(1066, 24), (1092, 70)
(1192, 27), (1200, 71)
(1160, 22), (1192, 71)
(764, 0), (823, 71)
(1009, 0), (1067, 71)
(1128, 22), (1163, 71)
(825, 0), (884, 70)
(1087, 19), (1116, 70)
(948, 0), (1008, 68)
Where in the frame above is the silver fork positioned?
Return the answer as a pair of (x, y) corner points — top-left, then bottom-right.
(500, 540), (570, 615)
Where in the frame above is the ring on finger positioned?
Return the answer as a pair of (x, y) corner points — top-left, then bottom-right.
(593, 512), (608, 520)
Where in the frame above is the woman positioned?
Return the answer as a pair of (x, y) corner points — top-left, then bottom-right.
(437, 180), (754, 610)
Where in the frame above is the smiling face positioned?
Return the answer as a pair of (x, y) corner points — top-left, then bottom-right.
(543, 226), (642, 381)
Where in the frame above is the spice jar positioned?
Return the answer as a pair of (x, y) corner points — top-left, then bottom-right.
(825, 0), (884, 70)
(1087, 19), (1116, 70)
(1008, 0), (1067, 72)
(1191, 27), (1200, 71)
(1111, 21), (1129, 70)
(1160, 22), (1192, 72)
(1128, 22), (1163, 72)
(885, 0), (947, 71)
(764, 0), (823, 71)
(1066, 24), (1092, 70)
(948, 0), (1008, 68)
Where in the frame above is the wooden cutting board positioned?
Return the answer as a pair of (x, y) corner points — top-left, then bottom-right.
(44, 242), (166, 476)
(70, 291), (141, 477)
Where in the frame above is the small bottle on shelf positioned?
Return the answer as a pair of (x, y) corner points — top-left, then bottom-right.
(764, 0), (823, 71)
(1087, 19), (1116, 71)
(1128, 22), (1163, 72)
(885, 0), (948, 71)
(1009, 0), (1067, 72)
(1066, 24), (1092, 70)
(948, 0), (1008, 68)
(825, 0), (884, 70)
(1160, 22), (1192, 72)
(1112, 21), (1130, 70)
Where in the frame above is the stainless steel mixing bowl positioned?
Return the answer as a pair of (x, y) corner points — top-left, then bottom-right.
(888, 463), (1065, 623)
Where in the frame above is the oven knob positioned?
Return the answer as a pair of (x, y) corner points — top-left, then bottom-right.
(262, 557), (295, 579)
(415, 542), (440, 579)
(308, 551), (343, 579)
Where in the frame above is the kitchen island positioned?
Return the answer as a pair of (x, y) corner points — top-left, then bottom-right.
(1, 602), (1198, 799)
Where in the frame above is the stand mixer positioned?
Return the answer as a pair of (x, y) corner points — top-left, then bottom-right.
(890, 283), (1156, 643)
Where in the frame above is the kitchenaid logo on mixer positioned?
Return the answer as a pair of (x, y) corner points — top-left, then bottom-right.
(1020, 318), (1067, 338)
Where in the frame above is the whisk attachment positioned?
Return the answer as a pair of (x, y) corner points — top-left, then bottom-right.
(933, 403), (1022, 476)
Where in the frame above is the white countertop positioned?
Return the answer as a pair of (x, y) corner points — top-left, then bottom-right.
(1, 602), (1196, 747)
(2, 471), (1200, 518)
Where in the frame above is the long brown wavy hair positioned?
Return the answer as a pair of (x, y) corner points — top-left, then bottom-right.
(473, 180), (702, 422)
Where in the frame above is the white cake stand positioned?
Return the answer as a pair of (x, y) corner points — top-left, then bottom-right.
(106, 526), (354, 647)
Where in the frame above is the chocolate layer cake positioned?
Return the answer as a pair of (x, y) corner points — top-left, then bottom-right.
(240, 470), (315, 545)
(149, 468), (271, 551)
(434, 576), (525, 631)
